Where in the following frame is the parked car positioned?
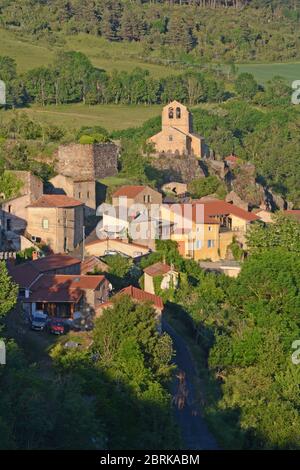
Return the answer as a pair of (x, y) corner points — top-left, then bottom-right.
(47, 318), (65, 335)
(30, 311), (48, 331)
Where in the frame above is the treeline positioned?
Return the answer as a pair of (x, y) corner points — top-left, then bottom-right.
(0, 1), (299, 61)
(0, 52), (227, 107)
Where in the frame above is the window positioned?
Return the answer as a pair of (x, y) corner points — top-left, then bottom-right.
(168, 135), (173, 141)
(42, 219), (49, 229)
(6, 219), (11, 231)
(87, 191), (90, 198)
(208, 226), (212, 232)
(208, 239), (215, 248)
(168, 107), (174, 119)
(176, 107), (181, 119)
(195, 240), (202, 249)
(8, 205), (11, 213)
(78, 192), (81, 199)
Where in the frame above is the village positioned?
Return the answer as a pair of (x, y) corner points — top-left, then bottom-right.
(0, 100), (299, 337)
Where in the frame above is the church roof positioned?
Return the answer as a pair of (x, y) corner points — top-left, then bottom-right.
(163, 100), (188, 110)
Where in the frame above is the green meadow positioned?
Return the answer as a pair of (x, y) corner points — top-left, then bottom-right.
(1, 27), (300, 131)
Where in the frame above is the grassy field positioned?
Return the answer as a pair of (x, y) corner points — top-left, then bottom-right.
(238, 62), (300, 84)
(1, 103), (161, 131)
(2, 27), (300, 84)
(0, 28), (177, 78)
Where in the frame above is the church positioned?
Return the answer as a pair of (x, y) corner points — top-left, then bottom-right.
(148, 100), (204, 158)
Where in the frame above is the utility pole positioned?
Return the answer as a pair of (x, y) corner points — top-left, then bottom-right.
(82, 225), (85, 261)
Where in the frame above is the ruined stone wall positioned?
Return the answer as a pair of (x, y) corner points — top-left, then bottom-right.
(56, 143), (119, 180)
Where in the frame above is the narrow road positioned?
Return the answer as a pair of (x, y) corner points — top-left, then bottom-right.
(162, 318), (219, 450)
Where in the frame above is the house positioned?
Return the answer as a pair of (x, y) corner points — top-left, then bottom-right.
(148, 101), (204, 158)
(100, 186), (163, 249)
(112, 185), (162, 210)
(85, 238), (150, 259)
(143, 262), (179, 295)
(0, 171), (43, 250)
(23, 274), (110, 319)
(98, 285), (164, 330)
(48, 175), (96, 216)
(160, 199), (259, 262)
(26, 195), (84, 253)
(7, 253), (82, 294)
(254, 209), (274, 224)
(80, 256), (109, 274)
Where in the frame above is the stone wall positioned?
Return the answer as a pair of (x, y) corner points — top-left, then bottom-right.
(151, 153), (205, 183)
(56, 143), (119, 180)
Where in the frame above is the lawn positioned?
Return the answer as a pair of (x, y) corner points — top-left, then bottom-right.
(2, 103), (161, 131)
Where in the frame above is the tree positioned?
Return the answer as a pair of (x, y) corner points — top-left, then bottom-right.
(246, 213), (300, 253)
(0, 171), (23, 200)
(188, 176), (225, 199)
(234, 73), (259, 100)
(0, 262), (18, 320)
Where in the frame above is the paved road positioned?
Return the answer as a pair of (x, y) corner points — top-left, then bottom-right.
(162, 318), (219, 450)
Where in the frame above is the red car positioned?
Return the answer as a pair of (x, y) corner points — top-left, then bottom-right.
(47, 318), (65, 335)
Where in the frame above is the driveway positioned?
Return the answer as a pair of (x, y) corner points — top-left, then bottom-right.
(162, 318), (218, 450)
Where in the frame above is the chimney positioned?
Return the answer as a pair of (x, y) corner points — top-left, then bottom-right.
(32, 251), (39, 261)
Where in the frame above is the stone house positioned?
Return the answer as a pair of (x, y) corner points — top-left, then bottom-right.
(143, 262), (179, 295)
(112, 185), (162, 211)
(0, 171), (43, 249)
(7, 253), (82, 294)
(26, 195), (84, 253)
(48, 174), (96, 215)
(148, 100), (204, 158)
(23, 273), (110, 319)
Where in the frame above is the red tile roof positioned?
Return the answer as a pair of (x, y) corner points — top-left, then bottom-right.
(85, 238), (150, 251)
(202, 200), (259, 222)
(101, 285), (163, 311)
(112, 186), (147, 198)
(163, 203), (219, 225)
(28, 194), (83, 208)
(28, 274), (106, 303)
(8, 254), (81, 288)
(163, 200), (258, 224)
(144, 262), (171, 277)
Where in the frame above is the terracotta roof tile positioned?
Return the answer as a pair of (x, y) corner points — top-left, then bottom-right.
(101, 285), (163, 311)
(144, 262), (171, 277)
(28, 194), (83, 208)
(201, 200), (259, 222)
(8, 254), (81, 288)
(28, 274), (106, 303)
(112, 186), (147, 198)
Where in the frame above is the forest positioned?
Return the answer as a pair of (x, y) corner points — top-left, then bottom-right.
(0, 0), (300, 63)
